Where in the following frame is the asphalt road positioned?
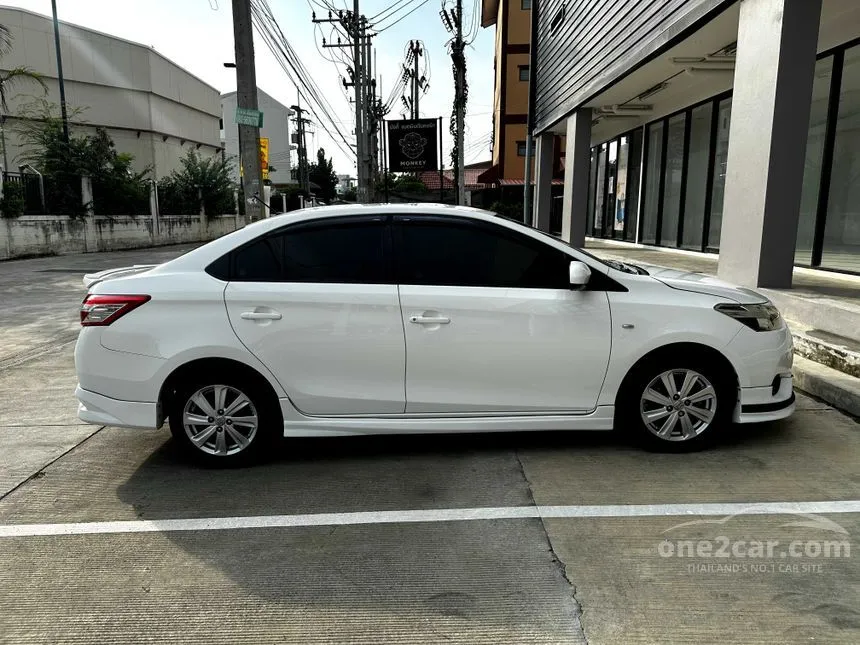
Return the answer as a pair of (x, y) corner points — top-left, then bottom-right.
(0, 245), (858, 644)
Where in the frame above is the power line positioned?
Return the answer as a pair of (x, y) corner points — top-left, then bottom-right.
(250, 0), (355, 161)
(373, 0), (432, 32)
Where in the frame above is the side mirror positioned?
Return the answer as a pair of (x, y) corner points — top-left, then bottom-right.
(569, 260), (591, 289)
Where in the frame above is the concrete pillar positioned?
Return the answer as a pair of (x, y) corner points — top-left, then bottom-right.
(717, 0), (822, 288)
(560, 108), (592, 247)
(149, 181), (159, 237)
(81, 176), (94, 216)
(532, 133), (554, 232)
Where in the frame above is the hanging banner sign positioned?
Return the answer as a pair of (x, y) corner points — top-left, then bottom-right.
(386, 119), (439, 172)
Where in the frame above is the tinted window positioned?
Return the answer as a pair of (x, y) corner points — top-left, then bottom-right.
(283, 222), (386, 283)
(234, 235), (283, 281)
(398, 219), (569, 289)
(232, 220), (387, 283)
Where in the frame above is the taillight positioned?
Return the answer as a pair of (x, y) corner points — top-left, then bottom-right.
(80, 294), (150, 326)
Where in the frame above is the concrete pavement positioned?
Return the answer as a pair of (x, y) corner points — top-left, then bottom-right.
(0, 244), (198, 366)
(0, 245), (857, 644)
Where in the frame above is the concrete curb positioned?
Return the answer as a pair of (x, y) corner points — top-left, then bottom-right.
(793, 355), (860, 419)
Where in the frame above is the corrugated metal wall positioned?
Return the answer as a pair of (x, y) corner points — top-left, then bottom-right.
(534, 0), (731, 132)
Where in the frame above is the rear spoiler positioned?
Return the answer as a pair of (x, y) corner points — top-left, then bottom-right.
(82, 265), (158, 289)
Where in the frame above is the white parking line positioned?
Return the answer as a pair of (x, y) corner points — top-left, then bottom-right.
(1, 501), (858, 538)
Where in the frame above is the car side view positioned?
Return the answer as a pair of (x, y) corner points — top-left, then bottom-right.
(74, 204), (795, 464)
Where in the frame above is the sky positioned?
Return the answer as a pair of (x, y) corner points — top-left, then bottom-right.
(8, 0), (496, 176)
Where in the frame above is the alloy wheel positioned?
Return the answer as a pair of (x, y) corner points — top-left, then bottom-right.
(182, 384), (259, 456)
(639, 369), (717, 442)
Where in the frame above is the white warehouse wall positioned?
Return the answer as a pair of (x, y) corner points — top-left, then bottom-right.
(0, 6), (222, 179)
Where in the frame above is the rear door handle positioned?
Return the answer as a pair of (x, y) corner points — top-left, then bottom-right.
(241, 311), (282, 320)
(409, 315), (450, 325)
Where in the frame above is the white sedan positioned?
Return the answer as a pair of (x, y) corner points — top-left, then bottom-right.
(74, 204), (795, 464)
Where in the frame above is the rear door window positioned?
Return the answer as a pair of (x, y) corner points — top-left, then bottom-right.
(231, 218), (389, 283)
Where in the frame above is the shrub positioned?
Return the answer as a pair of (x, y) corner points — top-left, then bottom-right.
(0, 181), (24, 218)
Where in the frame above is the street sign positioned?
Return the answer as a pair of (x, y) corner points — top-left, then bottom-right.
(259, 137), (269, 180)
(235, 107), (264, 127)
(387, 119), (439, 172)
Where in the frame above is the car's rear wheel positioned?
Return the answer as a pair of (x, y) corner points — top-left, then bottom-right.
(621, 359), (734, 451)
(168, 377), (278, 465)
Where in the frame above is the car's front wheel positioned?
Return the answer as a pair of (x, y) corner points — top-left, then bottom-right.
(621, 359), (734, 451)
(168, 377), (277, 465)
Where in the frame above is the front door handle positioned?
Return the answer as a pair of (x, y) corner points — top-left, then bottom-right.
(409, 315), (450, 325)
(241, 311), (282, 321)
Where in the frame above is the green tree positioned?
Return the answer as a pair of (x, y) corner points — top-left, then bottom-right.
(0, 24), (48, 171)
(17, 100), (149, 215)
(308, 147), (338, 203)
(158, 149), (236, 216)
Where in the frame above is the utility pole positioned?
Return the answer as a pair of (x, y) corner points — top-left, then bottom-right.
(413, 42), (420, 118)
(313, 6), (377, 202)
(291, 101), (311, 194)
(231, 0), (263, 221)
(403, 41), (424, 119)
(362, 29), (374, 202)
(50, 0), (70, 143)
(369, 49), (379, 194)
(453, 0), (466, 205)
(353, 5), (366, 202)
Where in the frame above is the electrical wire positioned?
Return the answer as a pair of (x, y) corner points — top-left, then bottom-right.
(369, 0), (415, 23)
(374, 0), (432, 32)
(251, 0), (355, 159)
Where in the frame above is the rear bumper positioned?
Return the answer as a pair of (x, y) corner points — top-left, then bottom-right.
(76, 385), (159, 430)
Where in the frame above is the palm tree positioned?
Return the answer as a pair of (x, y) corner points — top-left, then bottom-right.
(0, 24), (48, 171)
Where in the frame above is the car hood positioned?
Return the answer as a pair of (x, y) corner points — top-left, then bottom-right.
(643, 266), (769, 304)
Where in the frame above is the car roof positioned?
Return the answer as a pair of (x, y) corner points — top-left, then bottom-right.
(155, 203), (607, 275)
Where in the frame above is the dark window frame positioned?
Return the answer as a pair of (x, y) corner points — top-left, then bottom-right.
(521, 0), (531, 10)
(518, 65), (530, 82)
(516, 140), (527, 156)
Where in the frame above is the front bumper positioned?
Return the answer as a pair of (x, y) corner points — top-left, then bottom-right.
(734, 374), (795, 423)
(76, 385), (159, 429)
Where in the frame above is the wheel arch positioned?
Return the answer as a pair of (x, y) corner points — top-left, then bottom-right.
(614, 342), (740, 413)
(157, 357), (282, 428)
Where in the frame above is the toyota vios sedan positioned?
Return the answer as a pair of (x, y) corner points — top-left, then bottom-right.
(74, 204), (794, 464)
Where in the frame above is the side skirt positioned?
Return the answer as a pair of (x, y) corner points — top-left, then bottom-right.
(279, 399), (616, 437)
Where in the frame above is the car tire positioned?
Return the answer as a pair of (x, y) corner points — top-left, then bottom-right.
(168, 374), (280, 466)
(619, 357), (735, 452)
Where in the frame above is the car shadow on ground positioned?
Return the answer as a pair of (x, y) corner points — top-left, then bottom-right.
(103, 419), (809, 638)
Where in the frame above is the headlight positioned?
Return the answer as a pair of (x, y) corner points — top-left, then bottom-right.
(714, 302), (784, 331)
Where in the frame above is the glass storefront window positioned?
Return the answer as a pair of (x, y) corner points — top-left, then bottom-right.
(682, 103), (713, 250)
(593, 144), (607, 234)
(822, 45), (860, 273)
(603, 140), (618, 237)
(625, 129), (643, 241)
(641, 122), (664, 245)
(707, 98), (732, 250)
(796, 56), (834, 265)
(587, 148), (597, 235)
(660, 113), (686, 247)
(614, 136), (629, 236)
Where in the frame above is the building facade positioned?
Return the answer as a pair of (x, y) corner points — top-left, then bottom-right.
(532, 0), (860, 285)
(480, 0), (539, 182)
(0, 6), (222, 180)
(220, 89), (293, 187)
